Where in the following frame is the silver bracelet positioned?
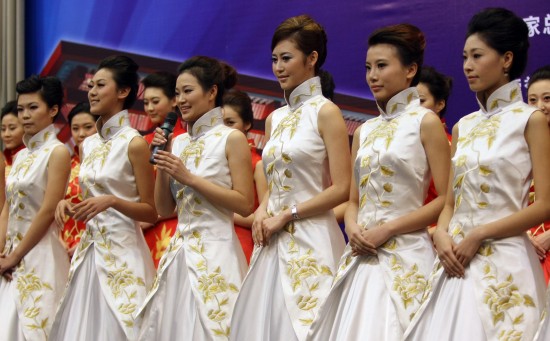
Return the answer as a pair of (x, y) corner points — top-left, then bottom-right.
(291, 204), (300, 220)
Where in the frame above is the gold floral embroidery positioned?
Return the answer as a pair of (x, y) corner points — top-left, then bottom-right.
(479, 247), (536, 339)
(383, 238), (428, 321)
(172, 128), (238, 338)
(453, 115), (499, 212)
(189, 230), (239, 338)
(271, 107), (302, 140)
(286, 225), (334, 326)
(179, 138), (205, 168)
(457, 114), (501, 149)
(357, 117), (400, 222)
(16, 266), (53, 337)
(334, 254), (353, 282)
(488, 87), (520, 112)
(93, 223), (146, 327)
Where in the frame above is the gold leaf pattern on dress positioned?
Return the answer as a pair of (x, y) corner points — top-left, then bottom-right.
(458, 114), (501, 149)
(272, 108), (302, 140)
(188, 230), (238, 338)
(480, 253), (535, 338)
(285, 246), (333, 325)
(15, 266), (53, 337)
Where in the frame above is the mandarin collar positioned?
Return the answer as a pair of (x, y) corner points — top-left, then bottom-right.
(477, 80), (523, 117)
(377, 87), (420, 121)
(97, 110), (129, 141)
(23, 124), (57, 152)
(284, 76), (323, 111)
(189, 107), (223, 140)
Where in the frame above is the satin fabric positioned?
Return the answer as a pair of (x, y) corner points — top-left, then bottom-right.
(51, 111), (155, 341)
(142, 118), (186, 268)
(231, 77), (345, 341)
(406, 81), (547, 341)
(137, 108), (247, 340)
(0, 125), (70, 341)
(308, 88), (435, 341)
(50, 249), (128, 340)
(534, 288), (550, 341)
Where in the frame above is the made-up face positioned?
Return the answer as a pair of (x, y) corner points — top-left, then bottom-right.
(528, 79), (550, 126)
(417, 82), (445, 117)
(88, 68), (128, 118)
(71, 112), (97, 147)
(463, 33), (511, 99)
(272, 39), (316, 93)
(223, 105), (250, 134)
(175, 72), (216, 124)
(1, 113), (24, 150)
(17, 92), (57, 137)
(366, 44), (416, 108)
(143, 87), (176, 126)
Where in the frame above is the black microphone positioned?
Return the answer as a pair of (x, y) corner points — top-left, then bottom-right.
(149, 112), (179, 164)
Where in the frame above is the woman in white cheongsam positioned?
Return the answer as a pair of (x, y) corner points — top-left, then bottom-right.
(0, 75), (71, 341)
(406, 8), (550, 341)
(231, 15), (351, 341)
(308, 23), (450, 341)
(51, 55), (157, 341)
(136, 56), (253, 341)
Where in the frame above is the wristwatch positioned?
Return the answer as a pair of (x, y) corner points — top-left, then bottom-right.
(291, 204), (300, 220)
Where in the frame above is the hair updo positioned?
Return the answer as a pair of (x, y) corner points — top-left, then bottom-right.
(97, 55), (140, 109)
(177, 56), (238, 107)
(16, 75), (64, 118)
(368, 24), (426, 86)
(419, 66), (453, 117)
(272, 15), (328, 75)
(466, 8), (529, 80)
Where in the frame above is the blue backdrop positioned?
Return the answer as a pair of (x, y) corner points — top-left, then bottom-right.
(25, 0), (550, 127)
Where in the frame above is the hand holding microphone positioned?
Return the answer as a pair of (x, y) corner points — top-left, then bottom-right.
(150, 112), (178, 164)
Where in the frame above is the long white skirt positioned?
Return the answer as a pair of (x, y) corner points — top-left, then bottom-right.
(0, 278), (26, 341)
(138, 247), (208, 341)
(404, 273), (487, 340)
(308, 256), (402, 341)
(230, 241), (299, 341)
(50, 249), (128, 341)
(534, 288), (550, 341)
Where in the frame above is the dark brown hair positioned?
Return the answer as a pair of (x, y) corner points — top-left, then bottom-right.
(16, 75), (64, 118)
(97, 55), (139, 109)
(368, 24), (425, 86)
(466, 8), (529, 80)
(142, 71), (177, 99)
(271, 15), (328, 74)
(223, 89), (254, 131)
(177, 56), (237, 107)
(528, 65), (550, 89)
(419, 66), (453, 117)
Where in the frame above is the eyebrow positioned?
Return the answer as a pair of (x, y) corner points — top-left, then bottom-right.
(17, 102), (39, 107)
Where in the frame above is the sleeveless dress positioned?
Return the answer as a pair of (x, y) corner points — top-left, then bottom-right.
(51, 110), (155, 341)
(0, 125), (70, 341)
(59, 148), (86, 252)
(142, 117), (186, 268)
(230, 77), (346, 341)
(308, 88), (436, 341)
(137, 107), (247, 341)
(405, 81), (547, 341)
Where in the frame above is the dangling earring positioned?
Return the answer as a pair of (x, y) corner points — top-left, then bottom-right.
(504, 69), (509, 78)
